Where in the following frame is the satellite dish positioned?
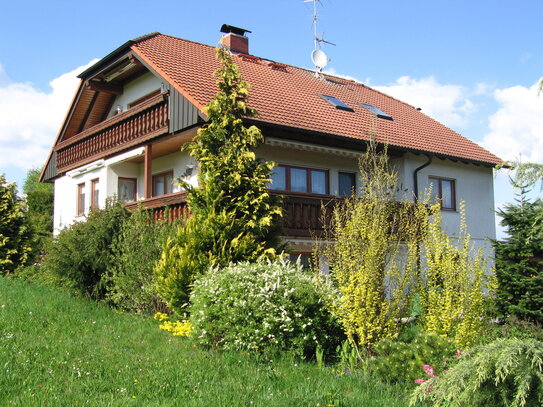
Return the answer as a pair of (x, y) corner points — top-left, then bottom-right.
(311, 49), (329, 70)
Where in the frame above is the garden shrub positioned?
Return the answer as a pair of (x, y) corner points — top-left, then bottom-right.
(0, 173), (32, 274)
(410, 337), (543, 407)
(105, 208), (177, 314)
(420, 202), (490, 349)
(43, 201), (129, 298)
(371, 332), (457, 384)
(318, 141), (430, 349)
(190, 260), (344, 358)
(22, 168), (54, 261)
(482, 316), (543, 344)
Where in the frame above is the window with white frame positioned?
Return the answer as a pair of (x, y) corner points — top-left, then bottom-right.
(118, 178), (137, 203)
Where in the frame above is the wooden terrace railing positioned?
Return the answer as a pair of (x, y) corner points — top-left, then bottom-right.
(55, 93), (169, 173)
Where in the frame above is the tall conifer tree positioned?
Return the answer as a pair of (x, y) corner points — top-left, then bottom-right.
(155, 48), (283, 312)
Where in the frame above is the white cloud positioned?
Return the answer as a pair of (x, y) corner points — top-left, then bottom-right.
(481, 79), (543, 163)
(374, 76), (476, 129)
(0, 59), (98, 170)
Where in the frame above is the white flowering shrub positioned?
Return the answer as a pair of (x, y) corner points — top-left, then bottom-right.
(190, 260), (344, 358)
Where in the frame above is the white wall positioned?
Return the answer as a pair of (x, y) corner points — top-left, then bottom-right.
(108, 72), (162, 117)
(53, 149), (197, 235)
(53, 162), (108, 233)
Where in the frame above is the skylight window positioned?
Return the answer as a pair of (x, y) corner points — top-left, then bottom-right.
(358, 103), (393, 121)
(319, 94), (354, 112)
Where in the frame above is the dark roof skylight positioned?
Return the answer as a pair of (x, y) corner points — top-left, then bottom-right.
(359, 103), (393, 121)
(319, 94), (354, 112)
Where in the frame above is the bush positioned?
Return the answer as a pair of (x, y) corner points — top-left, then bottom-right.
(43, 201), (129, 298)
(190, 260), (344, 358)
(0, 174), (32, 274)
(481, 316), (543, 344)
(105, 208), (177, 314)
(371, 332), (457, 384)
(410, 338), (543, 407)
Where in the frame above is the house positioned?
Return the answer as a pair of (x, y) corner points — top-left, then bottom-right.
(40, 26), (502, 263)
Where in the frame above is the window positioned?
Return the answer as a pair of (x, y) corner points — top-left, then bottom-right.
(338, 172), (356, 196)
(91, 179), (99, 209)
(77, 183), (85, 216)
(152, 171), (174, 196)
(128, 89), (161, 109)
(270, 164), (328, 195)
(318, 94), (354, 112)
(289, 252), (313, 270)
(358, 103), (393, 121)
(429, 177), (456, 211)
(118, 178), (137, 203)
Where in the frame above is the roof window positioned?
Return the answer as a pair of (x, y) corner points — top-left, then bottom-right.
(319, 94), (354, 112)
(359, 103), (393, 121)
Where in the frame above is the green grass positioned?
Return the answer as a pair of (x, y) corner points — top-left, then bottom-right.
(0, 277), (412, 406)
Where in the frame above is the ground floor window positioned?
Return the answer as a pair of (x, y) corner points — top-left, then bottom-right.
(91, 178), (99, 209)
(289, 252), (313, 270)
(118, 177), (137, 203)
(77, 182), (85, 216)
(152, 171), (174, 196)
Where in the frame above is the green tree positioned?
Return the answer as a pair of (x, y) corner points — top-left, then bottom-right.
(0, 174), (32, 274)
(22, 168), (54, 257)
(155, 47), (283, 313)
(494, 160), (543, 323)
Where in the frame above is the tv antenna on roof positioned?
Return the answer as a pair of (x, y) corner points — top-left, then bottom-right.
(304, 0), (335, 77)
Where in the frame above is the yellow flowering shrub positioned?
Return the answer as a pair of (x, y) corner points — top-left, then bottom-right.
(319, 142), (430, 350)
(420, 202), (490, 349)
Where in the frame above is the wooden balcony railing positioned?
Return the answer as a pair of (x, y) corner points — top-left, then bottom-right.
(55, 93), (169, 173)
(124, 192), (188, 223)
(274, 191), (336, 237)
(122, 190), (424, 240)
(123, 190), (334, 238)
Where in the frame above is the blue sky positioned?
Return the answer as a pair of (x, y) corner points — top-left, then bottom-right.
(1, 0), (542, 237)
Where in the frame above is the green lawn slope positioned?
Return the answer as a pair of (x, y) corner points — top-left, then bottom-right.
(0, 277), (410, 406)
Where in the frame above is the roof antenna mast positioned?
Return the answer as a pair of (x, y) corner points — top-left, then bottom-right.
(304, 0), (335, 77)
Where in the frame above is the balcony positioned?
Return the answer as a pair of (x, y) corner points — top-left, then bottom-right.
(55, 93), (169, 173)
(124, 190), (336, 238)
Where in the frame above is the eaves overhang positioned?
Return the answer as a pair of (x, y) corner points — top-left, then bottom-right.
(248, 119), (503, 169)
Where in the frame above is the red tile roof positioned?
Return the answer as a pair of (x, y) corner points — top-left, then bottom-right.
(131, 34), (502, 166)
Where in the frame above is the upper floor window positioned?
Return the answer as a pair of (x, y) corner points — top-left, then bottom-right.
(128, 89), (161, 109)
(153, 171), (173, 197)
(77, 183), (86, 216)
(118, 177), (137, 203)
(91, 179), (99, 209)
(338, 172), (356, 197)
(270, 164), (328, 195)
(429, 177), (456, 211)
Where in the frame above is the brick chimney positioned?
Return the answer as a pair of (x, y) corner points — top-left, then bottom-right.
(220, 24), (251, 54)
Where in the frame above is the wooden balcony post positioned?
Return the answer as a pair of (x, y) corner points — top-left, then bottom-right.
(144, 144), (153, 199)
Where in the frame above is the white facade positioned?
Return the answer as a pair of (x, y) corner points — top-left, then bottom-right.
(53, 149), (197, 234)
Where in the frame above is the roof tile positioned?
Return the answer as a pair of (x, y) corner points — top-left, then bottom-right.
(132, 34), (502, 166)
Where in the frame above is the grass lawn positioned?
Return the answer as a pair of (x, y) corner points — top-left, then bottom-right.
(0, 277), (414, 406)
